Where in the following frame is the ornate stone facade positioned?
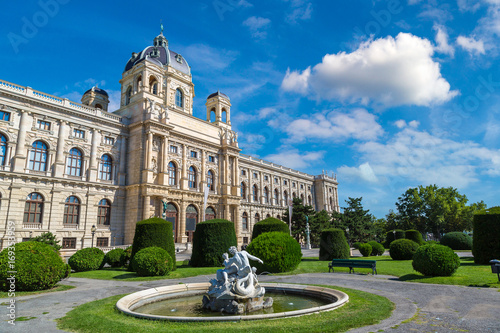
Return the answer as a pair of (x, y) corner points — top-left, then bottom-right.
(0, 32), (338, 252)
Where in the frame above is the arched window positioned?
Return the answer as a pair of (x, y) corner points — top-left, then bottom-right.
(274, 189), (279, 205)
(207, 170), (215, 191)
(205, 206), (216, 221)
(210, 108), (216, 122)
(283, 191), (288, 206)
(125, 86), (132, 105)
(97, 199), (111, 225)
(64, 196), (80, 225)
(277, 214), (281, 220)
(66, 148), (83, 176)
(0, 134), (6, 166)
(222, 108), (227, 123)
(24, 193), (43, 224)
(308, 195), (312, 206)
(255, 213), (260, 223)
(95, 104), (103, 109)
(99, 154), (112, 180)
(263, 187), (269, 204)
(188, 166), (197, 188)
(136, 75), (142, 91)
(242, 212), (248, 230)
(301, 194), (304, 203)
(29, 140), (48, 171)
(240, 182), (246, 200)
(168, 162), (177, 186)
(186, 204), (198, 242)
(252, 184), (258, 202)
(175, 89), (183, 108)
(149, 76), (158, 95)
(292, 192), (297, 199)
(330, 197), (334, 209)
(266, 213), (271, 218)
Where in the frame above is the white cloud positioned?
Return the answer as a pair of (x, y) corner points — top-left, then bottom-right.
(264, 149), (325, 170)
(434, 25), (455, 56)
(285, 108), (384, 143)
(408, 0), (422, 4)
(179, 44), (238, 71)
(242, 16), (271, 39)
(339, 162), (379, 183)
(283, 0), (313, 23)
(456, 35), (486, 55)
(409, 120), (420, 128)
(281, 33), (459, 107)
(457, 0), (481, 12)
(395, 120), (407, 128)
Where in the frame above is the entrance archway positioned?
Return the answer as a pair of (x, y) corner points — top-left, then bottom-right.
(205, 206), (216, 221)
(186, 204), (198, 243)
(164, 202), (178, 242)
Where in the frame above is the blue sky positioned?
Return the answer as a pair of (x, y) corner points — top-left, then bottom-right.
(2, 0), (500, 218)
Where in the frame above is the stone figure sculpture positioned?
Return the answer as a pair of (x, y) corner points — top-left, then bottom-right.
(202, 246), (273, 314)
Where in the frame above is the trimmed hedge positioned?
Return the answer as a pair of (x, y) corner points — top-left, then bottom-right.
(413, 244), (460, 276)
(0, 242), (67, 291)
(319, 228), (350, 261)
(394, 229), (406, 240)
(358, 243), (372, 257)
(104, 248), (126, 267)
(405, 230), (424, 245)
(368, 241), (385, 256)
(191, 219), (237, 267)
(68, 247), (105, 272)
(246, 232), (302, 273)
(131, 247), (173, 277)
(440, 232), (472, 250)
(251, 217), (289, 240)
(385, 231), (395, 248)
(389, 239), (419, 260)
(353, 242), (361, 250)
(130, 217), (176, 270)
(473, 207), (500, 264)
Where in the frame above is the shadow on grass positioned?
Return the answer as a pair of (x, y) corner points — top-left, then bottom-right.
(398, 273), (433, 282)
(112, 272), (141, 280)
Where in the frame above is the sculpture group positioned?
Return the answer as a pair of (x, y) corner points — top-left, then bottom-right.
(202, 246), (273, 314)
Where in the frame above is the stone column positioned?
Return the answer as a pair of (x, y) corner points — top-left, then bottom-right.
(118, 135), (127, 185)
(179, 201), (187, 243)
(142, 195), (150, 220)
(88, 129), (100, 181)
(159, 135), (169, 184)
(54, 120), (68, 171)
(12, 110), (31, 172)
(201, 150), (206, 184)
(259, 171), (264, 204)
(181, 144), (187, 189)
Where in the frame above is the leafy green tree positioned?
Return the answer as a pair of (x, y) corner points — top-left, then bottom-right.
(396, 185), (486, 239)
(309, 210), (333, 245)
(282, 197), (316, 243)
(331, 197), (373, 244)
(32, 232), (61, 251)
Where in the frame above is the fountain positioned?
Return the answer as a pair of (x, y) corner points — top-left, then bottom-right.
(116, 247), (349, 321)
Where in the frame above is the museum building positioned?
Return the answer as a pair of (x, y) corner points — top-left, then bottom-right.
(0, 32), (339, 251)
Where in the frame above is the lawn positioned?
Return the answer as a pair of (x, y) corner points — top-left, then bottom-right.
(0, 284), (75, 299)
(57, 285), (394, 333)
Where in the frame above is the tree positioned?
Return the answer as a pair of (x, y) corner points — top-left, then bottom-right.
(396, 185), (486, 239)
(331, 197), (373, 244)
(32, 232), (61, 251)
(309, 210), (333, 245)
(282, 197), (316, 243)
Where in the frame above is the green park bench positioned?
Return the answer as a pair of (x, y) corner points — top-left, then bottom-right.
(328, 259), (377, 275)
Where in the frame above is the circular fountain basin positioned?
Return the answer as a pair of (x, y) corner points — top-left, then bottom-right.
(116, 282), (349, 322)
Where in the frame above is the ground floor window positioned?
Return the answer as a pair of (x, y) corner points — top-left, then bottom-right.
(62, 237), (76, 249)
(243, 237), (249, 244)
(96, 237), (109, 247)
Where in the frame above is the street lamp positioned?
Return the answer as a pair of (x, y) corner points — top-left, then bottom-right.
(91, 225), (96, 248)
(305, 215), (311, 250)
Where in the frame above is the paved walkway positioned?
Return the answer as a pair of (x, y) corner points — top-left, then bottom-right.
(1, 268), (498, 333)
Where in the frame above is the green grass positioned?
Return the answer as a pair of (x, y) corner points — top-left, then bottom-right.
(0, 284), (75, 298)
(70, 262), (219, 281)
(57, 285), (394, 333)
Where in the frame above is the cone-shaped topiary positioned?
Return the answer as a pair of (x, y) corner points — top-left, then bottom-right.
(68, 247), (105, 272)
(385, 231), (395, 248)
(130, 217), (176, 270)
(0, 241), (67, 291)
(440, 232), (472, 250)
(319, 228), (350, 261)
(368, 241), (385, 256)
(131, 247), (173, 277)
(473, 207), (500, 264)
(358, 243), (372, 257)
(389, 239), (419, 260)
(405, 230), (424, 245)
(246, 232), (302, 273)
(251, 217), (290, 240)
(413, 244), (460, 276)
(190, 219), (237, 267)
(104, 248), (126, 267)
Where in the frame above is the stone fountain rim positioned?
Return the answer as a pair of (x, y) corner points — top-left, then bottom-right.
(116, 282), (349, 322)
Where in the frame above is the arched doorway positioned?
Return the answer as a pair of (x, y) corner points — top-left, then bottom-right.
(205, 206), (216, 221)
(186, 204), (198, 243)
(164, 202), (178, 242)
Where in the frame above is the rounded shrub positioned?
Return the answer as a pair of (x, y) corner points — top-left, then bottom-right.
(130, 217), (176, 270)
(473, 207), (500, 264)
(405, 230), (424, 245)
(358, 243), (372, 257)
(131, 247), (173, 277)
(246, 232), (302, 273)
(394, 229), (406, 240)
(440, 232), (472, 250)
(124, 246), (132, 264)
(413, 244), (460, 276)
(353, 242), (361, 250)
(368, 241), (385, 256)
(390, 239), (420, 260)
(319, 228), (350, 261)
(104, 248), (126, 268)
(0, 241), (67, 291)
(251, 217), (289, 240)
(68, 247), (105, 272)
(191, 219), (237, 267)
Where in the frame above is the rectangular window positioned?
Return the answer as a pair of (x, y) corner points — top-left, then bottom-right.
(37, 120), (51, 130)
(0, 111), (10, 121)
(22, 237), (31, 242)
(62, 237), (76, 249)
(264, 175), (268, 181)
(104, 136), (114, 145)
(241, 170), (246, 176)
(208, 155), (215, 163)
(190, 151), (197, 158)
(170, 145), (178, 154)
(253, 172), (258, 179)
(300, 184), (304, 189)
(284, 180), (288, 185)
(243, 237), (249, 244)
(293, 182), (296, 188)
(96, 237), (109, 247)
(73, 129), (85, 139)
